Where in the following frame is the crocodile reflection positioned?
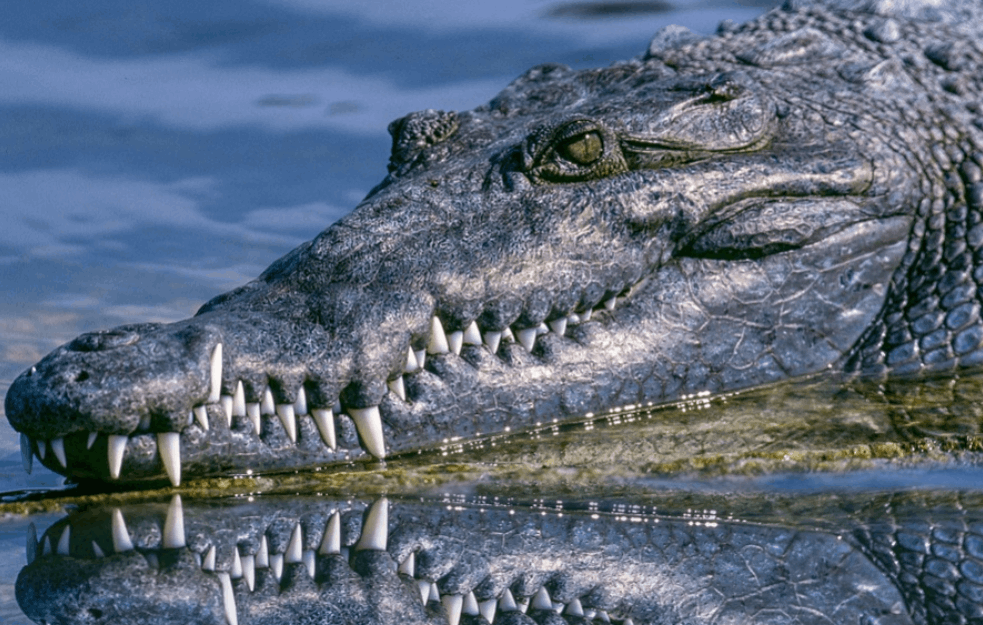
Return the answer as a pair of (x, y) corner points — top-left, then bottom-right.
(17, 493), (983, 624)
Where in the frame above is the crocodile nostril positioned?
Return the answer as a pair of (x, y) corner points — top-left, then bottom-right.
(75, 371), (90, 383)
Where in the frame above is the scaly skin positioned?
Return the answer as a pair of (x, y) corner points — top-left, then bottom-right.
(5, 0), (983, 484)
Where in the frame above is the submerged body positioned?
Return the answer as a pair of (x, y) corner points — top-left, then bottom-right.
(5, 0), (983, 485)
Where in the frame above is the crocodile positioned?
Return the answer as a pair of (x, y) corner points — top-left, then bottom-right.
(5, 0), (983, 486)
(19, 492), (983, 624)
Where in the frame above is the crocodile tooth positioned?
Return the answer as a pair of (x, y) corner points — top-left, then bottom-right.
(41, 536), (52, 556)
(536, 322), (549, 335)
(443, 595), (464, 625)
(463, 321), (482, 345)
(37, 439), (47, 460)
(564, 598), (584, 617)
(202, 545), (216, 571)
(241, 554), (255, 591)
(246, 403), (261, 434)
(484, 331), (502, 353)
(404, 346), (419, 373)
(26, 524), (37, 565)
(157, 432), (181, 486)
(356, 498), (388, 551)
(463, 592), (479, 616)
(111, 509), (134, 552)
(276, 404), (298, 443)
(428, 582), (440, 603)
(427, 316), (449, 354)
(596, 609), (611, 622)
(221, 396), (233, 426)
(233, 381), (246, 417)
(286, 524), (303, 563)
(319, 512), (341, 555)
(270, 554), (284, 581)
(414, 349), (426, 371)
(388, 376), (406, 401)
(603, 296), (616, 311)
(398, 552), (415, 577)
(261, 388), (275, 415)
(499, 589), (518, 612)
(294, 387), (308, 415)
(231, 547), (243, 579)
(217, 571), (238, 625)
(311, 409), (336, 449)
(107, 435), (127, 479)
(349, 406), (386, 458)
(87, 431), (98, 450)
(256, 536), (269, 568)
(193, 405), (210, 431)
(303, 550), (315, 577)
(208, 343), (223, 404)
(518, 597), (530, 613)
(568, 313), (581, 324)
(516, 327), (538, 352)
(623, 619), (635, 625)
(531, 587), (552, 611)
(333, 399), (343, 414)
(20, 434), (32, 474)
(91, 541), (105, 558)
(163, 495), (186, 548)
(548, 317), (568, 336)
(417, 580), (430, 605)
(194, 552), (202, 567)
(57, 525), (71, 556)
(478, 599), (497, 623)
(580, 309), (592, 322)
(503, 327), (515, 342)
(448, 330), (464, 355)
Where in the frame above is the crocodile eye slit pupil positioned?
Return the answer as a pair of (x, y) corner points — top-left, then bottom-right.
(557, 131), (603, 165)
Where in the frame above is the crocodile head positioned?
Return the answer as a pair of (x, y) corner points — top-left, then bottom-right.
(9, 4), (970, 486)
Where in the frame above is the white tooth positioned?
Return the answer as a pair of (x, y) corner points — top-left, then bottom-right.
(26, 524), (37, 565)
(418, 580), (430, 605)
(448, 331), (464, 355)
(241, 554), (255, 591)
(256, 536), (269, 568)
(157, 432), (181, 487)
(111, 509), (134, 552)
(596, 609), (611, 622)
(623, 619), (635, 625)
(603, 296), (616, 311)
(194, 405), (210, 431)
(428, 582), (440, 603)
(303, 550), (315, 577)
(261, 388), (275, 415)
(286, 524), (303, 563)
(208, 343), (223, 404)
(233, 381), (246, 417)
(270, 554), (284, 581)
(443, 595), (464, 625)
(41, 536), (51, 556)
(187, 411), (194, 427)
(388, 377), (406, 401)
(398, 552), (415, 577)
(484, 331), (502, 354)
(580, 309), (592, 322)
(414, 349), (426, 371)
(107, 435), (127, 480)
(57, 525), (71, 556)
(427, 316), (449, 354)
(502, 327), (515, 342)
(20, 434), (33, 474)
(87, 431), (98, 450)
(294, 387), (308, 415)
(275, 404), (297, 443)
(463, 321), (482, 345)
(217, 571), (238, 625)
(194, 552), (202, 567)
(246, 403), (261, 435)
(333, 399), (343, 414)
(202, 545), (216, 571)
(499, 589), (518, 612)
(163, 495), (186, 548)
(231, 547), (243, 579)
(463, 592), (479, 615)
(518, 597), (530, 613)
(349, 406), (386, 458)
(404, 346), (419, 373)
(536, 322), (549, 335)
(91, 541), (105, 558)
(564, 598), (584, 617)
(319, 512), (341, 555)
(548, 317), (568, 336)
(531, 587), (552, 611)
(356, 498), (388, 551)
(37, 439), (47, 460)
(479, 599), (497, 623)
(312, 409), (336, 449)
(516, 327), (538, 352)
(221, 396), (233, 426)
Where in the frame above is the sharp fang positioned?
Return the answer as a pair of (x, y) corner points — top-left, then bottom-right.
(581, 308), (592, 322)
(448, 330), (464, 355)
(256, 536), (269, 568)
(194, 405), (210, 431)
(484, 331), (502, 353)
(207, 343), (223, 404)
(92, 541), (105, 558)
(603, 296), (616, 311)
(624, 619), (635, 625)
(320, 512), (341, 555)
(286, 524), (303, 563)
(294, 387), (308, 415)
(536, 322), (549, 335)
(502, 327), (515, 342)
(418, 580), (430, 605)
(20, 434), (32, 474)
(463, 321), (482, 345)
(107, 435), (127, 479)
(398, 552), (415, 577)
(261, 388), (275, 415)
(356, 498), (388, 551)
(246, 403), (261, 434)
(428, 582), (440, 603)
(270, 554), (284, 581)
(531, 587), (553, 611)
(388, 376), (406, 401)
(157, 432), (182, 487)
(568, 313), (581, 324)
(518, 597), (530, 613)
(241, 555), (255, 591)
(516, 327), (538, 352)
(312, 409), (336, 449)
(442, 595), (464, 625)
(57, 525), (70, 556)
(221, 396), (233, 426)
(303, 550), (315, 577)
(349, 406), (386, 458)
(463, 592), (479, 615)
(202, 545), (216, 571)
(111, 509), (134, 552)
(217, 571), (238, 625)
(548, 317), (568, 336)
(233, 381), (246, 417)
(87, 431), (98, 450)
(427, 316), (450, 354)
(276, 404), (298, 443)
(26, 524), (37, 565)
(414, 349), (426, 371)
(564, 598), (584, 617)
(404, 346), (419, 373)
(499, 589), (518, 612)
(596, 609), (611, 622)
(37, 439), (47, 460)
(479, 599), (497, 623)
(163, 495), (186, 548)
(231, 547), (243, 579)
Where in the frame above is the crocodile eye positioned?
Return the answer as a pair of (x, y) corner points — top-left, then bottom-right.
(557, 131), (603, 165)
